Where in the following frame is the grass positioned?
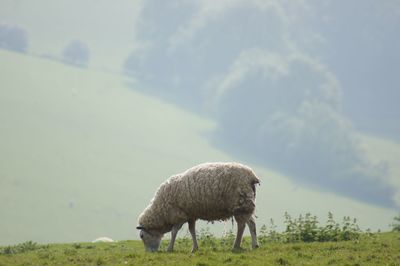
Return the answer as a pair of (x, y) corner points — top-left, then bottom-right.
(0, 49), (229, 245)
(1, 232), (399, 265)
(2, 212), (399, 265)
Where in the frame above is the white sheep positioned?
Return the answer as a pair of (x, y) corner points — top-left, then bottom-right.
(92, 237), (114, 243)
(136, 162), (260, 252)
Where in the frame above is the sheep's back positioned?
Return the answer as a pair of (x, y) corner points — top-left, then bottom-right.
(170, 162), (259, 221)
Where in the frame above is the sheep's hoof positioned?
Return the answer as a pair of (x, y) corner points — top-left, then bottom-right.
(232, 247), (245, 253)
(252, 244), (259, 249)
(191, 247), (198, 253)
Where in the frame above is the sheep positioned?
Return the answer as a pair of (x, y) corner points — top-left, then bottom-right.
(136, 162), (260, 252)
(92, 237), (114, 243)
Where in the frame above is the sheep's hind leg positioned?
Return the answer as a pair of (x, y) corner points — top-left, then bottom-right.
(233, 214), (248, 251)
(188, 219), (198, 253)
(167, 223), (183, 252)
(247, 216), (259, 249)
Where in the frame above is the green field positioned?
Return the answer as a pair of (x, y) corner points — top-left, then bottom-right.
(1, 49), (399, 249)
(0, 49), (232, 245)
(1, 233), (399, 265)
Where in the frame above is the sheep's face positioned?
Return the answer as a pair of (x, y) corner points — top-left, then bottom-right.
(138, 229), (162, 252)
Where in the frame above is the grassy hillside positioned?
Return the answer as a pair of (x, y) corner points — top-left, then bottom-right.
(1, 233), (399, 265)
(1, 49), (398, 247)
(0, 49), (231, 245)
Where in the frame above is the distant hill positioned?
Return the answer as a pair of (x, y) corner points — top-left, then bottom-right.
(0, 49), (230, 245)
(0, 49), (397, 246)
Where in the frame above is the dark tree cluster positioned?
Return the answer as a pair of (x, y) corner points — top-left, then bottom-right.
(62, 40), (90, 67)
(0, 24), (28, 53)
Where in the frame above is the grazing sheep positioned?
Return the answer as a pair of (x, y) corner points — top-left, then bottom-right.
(136, 162), (260, 252)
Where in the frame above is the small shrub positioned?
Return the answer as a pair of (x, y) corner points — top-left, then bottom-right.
(268, 218), (281, 242)
(220, 229), (235, 249)
(276, 257), (290, 265)
(319, 212), (341, 242)
(64, 248), (77, 256)
(72, 243), (82, 249)
(37, 250), (51, 259)
(264, 212), (362, 244)
(258, 219), (281, 244)
(340, 216), (361, 241)
(0, 241), (40, 255)
(159, 239), (168, 251)
(175, 230), (191, 250)
(390, 213), (400, 232)
(199, 227), (217, 250)
(96, 257), (105, 266)
(258, 224), (268, 244)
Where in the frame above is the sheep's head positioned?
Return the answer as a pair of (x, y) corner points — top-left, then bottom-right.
(136, 226), (162, 252)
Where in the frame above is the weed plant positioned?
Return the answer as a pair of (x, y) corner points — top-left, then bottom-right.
(160, 212), (365, 253)
(0, 241), (47, 255)
(259, 212), (361, 243)
(390, 213), (400, 232)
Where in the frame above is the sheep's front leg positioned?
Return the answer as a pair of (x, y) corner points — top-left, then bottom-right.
(167, 223), (183, 252)
(188, 219), (198, 253)
(246, 216), (259, 249)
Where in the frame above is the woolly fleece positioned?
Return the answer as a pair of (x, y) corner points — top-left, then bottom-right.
(138, 162), (260, 234)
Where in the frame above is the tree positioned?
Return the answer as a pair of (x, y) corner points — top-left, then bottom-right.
(0, 24), (28, 53)
(62, 40), (90, 67)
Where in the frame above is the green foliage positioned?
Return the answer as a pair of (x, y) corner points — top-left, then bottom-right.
(260, 212), (361, 243)
(72, 243), (82, 249)
(220, 229), (236, 250)
(283, 212), (320, 242)
(175, 230), (191, 250)
(164, 212), (364, 254)
(0, 241), (45, 255)
(198, 227), (218, 251)
(390, 213), (400, 232)
(259, 219), (282, 244)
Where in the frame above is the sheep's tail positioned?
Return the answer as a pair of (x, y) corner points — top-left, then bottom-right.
(250, 175), (260, 197)
(251, 176), (260, 219)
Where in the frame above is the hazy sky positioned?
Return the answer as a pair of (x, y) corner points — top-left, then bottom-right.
(1, 0), (399, 244)
(125, 0), (400, 208)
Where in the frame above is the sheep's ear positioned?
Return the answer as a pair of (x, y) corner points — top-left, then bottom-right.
(136, 226), (145, 230)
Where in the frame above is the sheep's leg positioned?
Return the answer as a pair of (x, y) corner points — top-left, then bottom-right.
(233, 215), (247, 251)
(167, 223), (183, 252)
(188, 219), (198, 253)
(246, 216), (259, 249)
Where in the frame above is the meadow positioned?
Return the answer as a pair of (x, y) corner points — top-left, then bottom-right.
(1, 213), (400, 266)
(1, 233), (399, 265)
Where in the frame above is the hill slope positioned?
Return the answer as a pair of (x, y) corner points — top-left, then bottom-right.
(0, 50), (398, 246)
(0, 50), (230, 245)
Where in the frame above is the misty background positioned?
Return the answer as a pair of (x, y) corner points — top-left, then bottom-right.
(0, 0), (399, 245)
